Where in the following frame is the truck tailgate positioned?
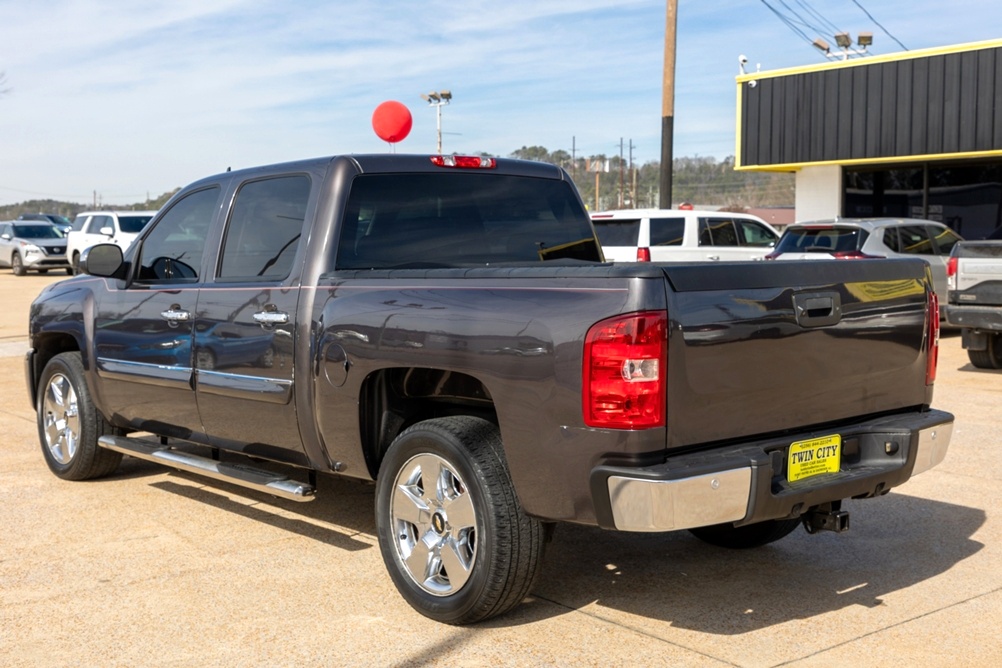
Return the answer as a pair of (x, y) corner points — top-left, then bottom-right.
(661, 259), (933, 449)
(952, 242), (1002, 305)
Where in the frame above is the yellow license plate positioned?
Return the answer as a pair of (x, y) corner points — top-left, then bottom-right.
(787, 435), (841, 483)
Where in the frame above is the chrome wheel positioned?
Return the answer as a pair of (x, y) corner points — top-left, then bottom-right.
(391, 452), (478, 596)
(42, 372), (81, 465)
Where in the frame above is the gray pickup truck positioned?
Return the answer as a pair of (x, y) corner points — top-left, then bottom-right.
(26, 154), (953, 623)
(946, 240), (1002, 368)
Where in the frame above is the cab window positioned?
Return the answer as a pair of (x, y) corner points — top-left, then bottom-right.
(136, 187), (220, 283)
(217, 175), (311, 281)
(649, 217), (685, 246)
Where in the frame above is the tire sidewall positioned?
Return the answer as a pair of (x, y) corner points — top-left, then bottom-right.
(375, 421), (497, 623)
(37, 353), (100, 479)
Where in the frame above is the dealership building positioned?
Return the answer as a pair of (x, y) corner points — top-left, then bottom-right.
(736, 38), (1002, 239)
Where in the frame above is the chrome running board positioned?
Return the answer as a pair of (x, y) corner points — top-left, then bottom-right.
(97, 435), (315, 502)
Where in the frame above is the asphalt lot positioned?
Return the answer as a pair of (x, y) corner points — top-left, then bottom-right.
(1, 272), (1000, 667)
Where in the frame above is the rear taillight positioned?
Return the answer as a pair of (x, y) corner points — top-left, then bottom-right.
(583, 311), (667, 429)
(430, 155), (497, 169)
(947, 256), (958, 278)
(636, 247), (651, 262)
(926, 291), (940, 386)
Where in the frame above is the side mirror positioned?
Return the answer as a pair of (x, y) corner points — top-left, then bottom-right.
(0, 233), (10, 240)
(80, 243), (124, 278)
(99, 226), (114, 236)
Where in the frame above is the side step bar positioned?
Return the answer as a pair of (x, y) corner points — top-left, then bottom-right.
(98, 435), (316, 503)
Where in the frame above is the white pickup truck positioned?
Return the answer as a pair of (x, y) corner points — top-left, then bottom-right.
(591, 208), (779, 262)
(946, 239), (1002, 368)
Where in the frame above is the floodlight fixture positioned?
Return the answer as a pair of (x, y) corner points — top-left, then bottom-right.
(420, 90), (454, 153)
(857, 32), (873, 47)
(813, 38), (831, 54)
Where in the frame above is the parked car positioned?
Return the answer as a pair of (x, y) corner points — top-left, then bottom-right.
(17, 213), (73, 235)
(945, 240), (1002, 368)
(766, 218), (963, 314)
(66, 210), (157, 270)
(0, 221), (72, 275)
(590, 208), (779, 262)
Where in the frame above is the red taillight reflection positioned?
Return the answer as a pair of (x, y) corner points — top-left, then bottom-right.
(926, 291), (940, 386)
(583, 311), (667, 429)
(636, 247), (651, 262)
(831, 251), (882, 259)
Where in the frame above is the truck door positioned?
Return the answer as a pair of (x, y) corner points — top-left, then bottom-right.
(91, 186), (221, 438)
(193, 174), (312, 463)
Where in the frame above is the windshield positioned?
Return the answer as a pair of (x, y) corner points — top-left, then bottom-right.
(119, 215), (155, 233)
(12, 224), (64, 240)
(775, 227), (867, 253)
(336, 173), (601, 269)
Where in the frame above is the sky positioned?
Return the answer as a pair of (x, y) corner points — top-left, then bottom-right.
(1, 0), (1001, 207)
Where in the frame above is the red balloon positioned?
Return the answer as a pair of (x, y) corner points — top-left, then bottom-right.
(371, 101), (412, 143)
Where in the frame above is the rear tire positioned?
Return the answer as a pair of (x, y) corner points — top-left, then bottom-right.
(375, 416), (545, 624)
(37, 352), (122, 480)
(968, 333), (1002, 369)
(11, 252), (25, 276)
(689, 517), (801, 549)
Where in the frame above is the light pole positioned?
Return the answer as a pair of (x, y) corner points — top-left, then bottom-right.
(421, 90), (452, 154)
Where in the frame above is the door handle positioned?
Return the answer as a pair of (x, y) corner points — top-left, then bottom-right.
(707, 255), (720, 261)
(160, 306), (191, 323)
(253, 311), (290, 326)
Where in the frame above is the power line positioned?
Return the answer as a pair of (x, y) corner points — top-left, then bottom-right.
(758, 0), (818, 49)
(792, 0), (843, 36)
(850, 0), (908, 50)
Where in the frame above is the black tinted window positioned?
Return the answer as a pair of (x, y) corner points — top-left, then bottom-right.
(336, 173), (599, 269)
(219, 175), (310, 281)
(592, 218), (641, 246)
(137, 187), (220, 283)
(12, 224), (62, 239)
(649, 217), (685, 246)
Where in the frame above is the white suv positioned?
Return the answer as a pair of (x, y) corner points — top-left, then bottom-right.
(591, 208), (779, 262)
(67, 210), (157, 270)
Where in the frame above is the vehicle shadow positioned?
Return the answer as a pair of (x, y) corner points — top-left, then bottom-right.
(518, 493), (984, 634)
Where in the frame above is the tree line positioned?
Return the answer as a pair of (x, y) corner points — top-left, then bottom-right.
(509, 146), (794, 211)
(1, 150), (793, 220)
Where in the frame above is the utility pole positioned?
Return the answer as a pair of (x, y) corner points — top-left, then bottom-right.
(659, 0), (678, 209)
(619, 138), (625, 209)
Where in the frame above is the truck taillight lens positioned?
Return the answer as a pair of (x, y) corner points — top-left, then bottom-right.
(430, 155), (497, 169)
(926, 291), (940, 386)
(946, 256), (958, 278)
(636, 247), (651, 262)
(584, 311), (667, 429)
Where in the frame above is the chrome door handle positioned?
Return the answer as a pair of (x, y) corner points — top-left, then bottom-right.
(253, 311), (290, 325)
(160, 307), (191, 323)
(707, 255), (720, 261)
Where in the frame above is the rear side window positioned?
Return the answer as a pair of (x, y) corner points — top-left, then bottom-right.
(336, 173), (600, 269)
(929, 225), (962, 255)
(649, 217), (685, 246)
(219, 175), (311, 281)
(592, 218), (641, 247)
(775, 227), (868, 253)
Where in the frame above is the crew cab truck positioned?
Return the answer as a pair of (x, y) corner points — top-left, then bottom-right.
(26, 154), (953, 624)
(946, 240), (1002, 368)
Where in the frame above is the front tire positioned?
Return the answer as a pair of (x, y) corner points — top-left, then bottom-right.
(689, 517), (801, 549)
(11, 252), (25, 276)
(968, 332), (1002, 369)
(375, 416), (545, 624)
(37, 352), (122, 480)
